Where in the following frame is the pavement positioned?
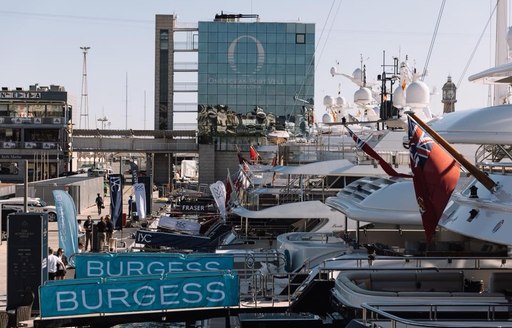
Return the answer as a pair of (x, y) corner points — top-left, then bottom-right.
(0, 185), (150, 312)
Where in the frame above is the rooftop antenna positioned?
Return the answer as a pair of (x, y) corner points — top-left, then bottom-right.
(79, 46), (90, 129)
(125, 72), (128, 130)
(144, 90), (147, 130)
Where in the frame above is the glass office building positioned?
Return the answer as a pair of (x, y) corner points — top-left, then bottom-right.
(197, 20), (314, 137)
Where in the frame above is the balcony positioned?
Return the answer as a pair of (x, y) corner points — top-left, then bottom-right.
(0, 141), (61, 150)
(0, 116), (66, 126)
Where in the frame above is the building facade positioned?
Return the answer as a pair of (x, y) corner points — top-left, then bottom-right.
(197, 15), (315, 139)
(0, 85), (72, 182)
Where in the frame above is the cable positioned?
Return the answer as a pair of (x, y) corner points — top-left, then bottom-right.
(456, 1), (498, 88)
(421, 0), (446, 81)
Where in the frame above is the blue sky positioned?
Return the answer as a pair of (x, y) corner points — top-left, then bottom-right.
(0, 0), (503, 129)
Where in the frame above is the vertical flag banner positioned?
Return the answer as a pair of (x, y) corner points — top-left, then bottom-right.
(53, 190), (79, 261)
(133, 183), (147, 220)
(129, 161), (139, 185)
(109, 174), (123, 230)
(408, 117), (460, 242)
(210, 181), (227, 221)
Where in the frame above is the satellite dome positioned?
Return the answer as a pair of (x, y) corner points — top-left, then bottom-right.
(330, 66), (337, 76)
(352, 68), (363, 84)
(354, 87), (372, 105)
(322, 112), (334, 123)
(406, 80), (430, 107)
(323, 95), (335, 107)
(336, 96), (347, 107)
(392, 85), (406, 108)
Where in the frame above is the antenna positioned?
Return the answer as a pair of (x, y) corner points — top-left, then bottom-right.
(144, 90), (147, 130)
(79, 46), (90, 129)
(125, 72), (128, 130)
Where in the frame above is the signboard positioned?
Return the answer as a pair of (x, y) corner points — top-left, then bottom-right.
(158, 216), (201, 234)
(40, 271), (239, 317)
(74, 252), (234, 278)
(7, 213), (48, 311)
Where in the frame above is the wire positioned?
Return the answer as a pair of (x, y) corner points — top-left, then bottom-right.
(456, 1), (498, 88)
(421, 0), (446, 81)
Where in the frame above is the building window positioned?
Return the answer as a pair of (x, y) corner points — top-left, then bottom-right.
(296, 33), (305, 44)
(160, 30), (169, 50)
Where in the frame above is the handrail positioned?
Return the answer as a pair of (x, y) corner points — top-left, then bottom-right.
(360, 302), (512, 327)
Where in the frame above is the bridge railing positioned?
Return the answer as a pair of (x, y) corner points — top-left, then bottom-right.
(73, 137), (198, 152)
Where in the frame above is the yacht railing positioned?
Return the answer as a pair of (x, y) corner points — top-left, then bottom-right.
(360, 302), (512, 327)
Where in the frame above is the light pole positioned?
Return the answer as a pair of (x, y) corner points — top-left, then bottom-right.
(97, 116), (109, 129)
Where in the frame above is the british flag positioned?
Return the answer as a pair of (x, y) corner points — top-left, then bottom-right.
(408, 118), (433, 168)
(407, 116), (460, 242)
(346, 126), (410, 178)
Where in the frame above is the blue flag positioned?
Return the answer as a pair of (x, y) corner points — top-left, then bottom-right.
(109, 174), (123, 230)
(53, 190), (79, 263)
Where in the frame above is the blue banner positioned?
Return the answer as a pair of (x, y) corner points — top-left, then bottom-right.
(39, 271), (239, 317)
(109, 174), (123, 230)
(53, 190), (78, 262)
(129, 161), (139, 184)
(74, 252), (234, 278)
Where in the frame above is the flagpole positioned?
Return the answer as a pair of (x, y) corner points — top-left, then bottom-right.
(407, 112), (497, 192)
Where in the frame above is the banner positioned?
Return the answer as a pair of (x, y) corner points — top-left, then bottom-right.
(209, 181), (227, 220)
(133, 183), (146, 220)
(109, 174), (123, 230)
(74, 252), (235, 278)
(137, 176), (152, 215)
(129, 161), (139, 184)
(40, 271), (239, 317)
(53, 190), (78, 262)
(158, 216), (201, 235)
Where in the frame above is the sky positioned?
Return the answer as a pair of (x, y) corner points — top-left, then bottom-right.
(0, 0), (505, 130)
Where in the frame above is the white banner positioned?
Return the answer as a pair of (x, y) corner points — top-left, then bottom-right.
(133, 183), (146, 220)
(209, 181), (227, 221)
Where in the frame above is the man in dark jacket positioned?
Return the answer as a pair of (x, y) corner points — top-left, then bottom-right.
(95, 193), (104, 215)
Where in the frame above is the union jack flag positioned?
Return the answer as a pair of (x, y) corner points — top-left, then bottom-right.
(346, 126), (411, 178)
(408, 118), (433, 168)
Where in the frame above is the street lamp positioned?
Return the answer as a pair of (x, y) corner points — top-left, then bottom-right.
(97, 116), (110, 129)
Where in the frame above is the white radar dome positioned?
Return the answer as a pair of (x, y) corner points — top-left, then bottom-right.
(392, 86), (406, 108)
(352, 68), (363, 84)
(336, 96), (347, 108)
(323, 95), (335, 107)
(406, 80), (430, 107)
(322, 112), (334, 123)
(354, 87), (372, 105)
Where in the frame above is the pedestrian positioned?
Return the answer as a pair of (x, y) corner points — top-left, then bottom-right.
(78, 242), (84, 253)
(96, 216), (107, 251)
(56, 248), (68, 280)
(127, 195), (133, 218)
(77, 219), (85, 245)
(47, 248), (63, 280)
(105, 215), (113, 244)
(95, 193), (104, 215)
(83, 215), (93, 251)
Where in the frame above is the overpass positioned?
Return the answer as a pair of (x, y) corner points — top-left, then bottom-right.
(72, 129), (198, 153)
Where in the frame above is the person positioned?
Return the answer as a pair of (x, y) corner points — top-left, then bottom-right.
(96, 216), (106, 251)
(56, 248), (68, 280)
(78, 242), (84, 253)
(95, 193), (104, 215)
(77, 219), (85, 245)
(104, 181), (108, 197)
(127, 196), (133, 218)
(105, 215), (113, 245)
(83, 216), (93, 251)
(47, 248), (63, 280)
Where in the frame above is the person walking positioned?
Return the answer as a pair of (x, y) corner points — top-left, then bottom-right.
(47, 248), (63, 280)
(96, 216), (107, 251)
(83, 215), (93, 251)
(95, 193), (104, 215)
(56, 248), (68, 280)
(127, 195), (133, 218)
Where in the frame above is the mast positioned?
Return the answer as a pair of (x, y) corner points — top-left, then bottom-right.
(494, 0), (508, 105)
